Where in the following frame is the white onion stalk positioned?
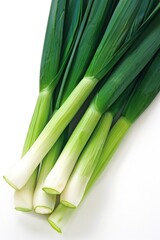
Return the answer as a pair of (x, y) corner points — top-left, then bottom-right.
(4, 78), (97, 190)
(60, 112), (113, 208)
(43, 103), (101, 195)
(14, 177), (36, 212)
(33, 135), (64, 214)
(33, 183), (56, 215)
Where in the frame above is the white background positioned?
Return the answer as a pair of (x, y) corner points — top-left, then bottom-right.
(0, 1), (160, 239)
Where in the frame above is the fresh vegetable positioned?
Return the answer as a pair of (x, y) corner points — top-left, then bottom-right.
(4, 0), (160, 233)
(87, 50), (160, 190)
(60, 84), (136, 208)
(14, 0), (67, 212)
(48, 50), (160, 232)
(33, 0), (117, 214)
(5, 0), (149, 190)
(43, 14), (160, 195)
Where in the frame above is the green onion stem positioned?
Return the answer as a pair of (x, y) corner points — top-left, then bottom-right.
(87, 117), (131, 191)
(43, 102), (101, 195)
(33, 133), (65, 214)
(48, 50), (160, 233)
(14, 90), (52, 211)
(60, 113), (113, 208)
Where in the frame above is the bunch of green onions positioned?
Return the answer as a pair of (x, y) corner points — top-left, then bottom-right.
(4, 0), (160, 233)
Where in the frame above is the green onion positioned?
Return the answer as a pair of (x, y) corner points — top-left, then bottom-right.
(43, 102), (102, 194)
(60, 83), (136, 208)
(14, 0), (85, 212)
(14, 0), (94, 212)
(14, 0), (67, 211)
(33, 0), (115, 214)
(48, 50), (160, 233)
(33, 134), (65, 214)
(43, 83), (135, 195)
(4, 1), (160, 190)
(59, 113), (114, 208)
(43, 13), (160, 195)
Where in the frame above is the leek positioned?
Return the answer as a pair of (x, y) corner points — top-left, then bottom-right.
(43, 14), (160, 194)
(14, 0), (84, 212)
(33, 134), (65, 214)
(48, 50), (160, 233)
(60, 84), (136, 208)
(14, 0), (67, 211)
(33, 0), (114, 214)
(4, 0), (145, 190)
(88, 50), (160, 190)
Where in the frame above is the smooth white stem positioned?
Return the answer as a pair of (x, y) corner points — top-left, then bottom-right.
(33, 137), (63, 214)
(60, 112), (113, 207)
(14, 179), (34, 212)
(43, 104), (101, 194)
(4, 77), (97, 190)
(14, 170), (37, 211)
(61, 175), (89, 208)
(33, 181), (56, 215)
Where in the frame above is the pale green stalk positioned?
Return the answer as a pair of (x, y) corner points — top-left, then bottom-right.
(14, 90), (52, 212)
(33, 134), (65, 214)
(60, 113), (113, 207)
(5, 78), (97, 190)
(43, 102), (101, 194)
(87, 117), (131, 190)
(48, 204), (74, 233)
(47, 118), (131, 233)
(59, 83), (135, 207)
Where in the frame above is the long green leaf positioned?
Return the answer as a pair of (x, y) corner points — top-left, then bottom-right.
(56, 0), (116, 107)
(86, 0), (141, 77)
(88, 50), (160, 190)
(123, 51), (160, 123)
(40, 0), (66, 91)
(94, 12), (160, 114)
(61, 0), (83, 62)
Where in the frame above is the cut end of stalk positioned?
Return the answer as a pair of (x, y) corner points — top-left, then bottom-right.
(3, 176), (19, 190)
(35, 206), (53, 215)
(48, 219), (62, 233)
(15, 207), (32, 212)
(43, 187), (60, 195)
(60, 200), (76, 209)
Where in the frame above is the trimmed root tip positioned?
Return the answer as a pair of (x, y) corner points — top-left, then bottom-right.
(48, 219), (62, 233)
(15, 207), (32, 213)
(35, 206), (53, 215)
(3, 176), (19, 190)
(43, 187), (60, 195)
(60, 200), (77, 209)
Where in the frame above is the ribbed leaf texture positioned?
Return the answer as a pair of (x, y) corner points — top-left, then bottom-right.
(123, 50), (160, 123)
